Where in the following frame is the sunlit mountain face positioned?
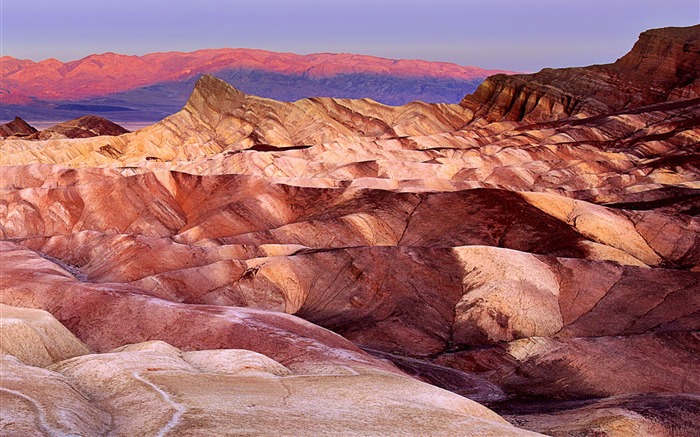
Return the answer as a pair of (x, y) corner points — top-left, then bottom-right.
(0, 48), (514, 123)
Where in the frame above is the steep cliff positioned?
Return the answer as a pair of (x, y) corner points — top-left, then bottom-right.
(461, 25), (700, 122)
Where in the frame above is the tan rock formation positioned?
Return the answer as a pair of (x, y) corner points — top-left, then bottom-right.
(47, 341), (531, 436)
(0, 304), (539, 436)
(1, 77), (697, 211)
(0, 304), (90, 367)
(1, 355), (113, 436)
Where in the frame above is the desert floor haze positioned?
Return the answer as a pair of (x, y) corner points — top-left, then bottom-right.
(1, 24), (699, 436)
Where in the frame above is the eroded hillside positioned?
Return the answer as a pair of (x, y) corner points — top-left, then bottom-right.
(1, 25), (699, 436)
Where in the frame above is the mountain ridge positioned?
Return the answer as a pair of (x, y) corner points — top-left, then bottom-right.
(1, 47), (514, 102)
(1, 48), (513, 121)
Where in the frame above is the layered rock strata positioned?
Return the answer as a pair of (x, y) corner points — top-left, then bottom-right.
(461, 25), (700, 122)
(1, 25), (698, 436)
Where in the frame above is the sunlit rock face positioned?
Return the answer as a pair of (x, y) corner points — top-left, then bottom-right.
(1, 25), (699, 436)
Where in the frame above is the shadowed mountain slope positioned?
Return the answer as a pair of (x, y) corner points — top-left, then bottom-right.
(0, 116), (37, 137)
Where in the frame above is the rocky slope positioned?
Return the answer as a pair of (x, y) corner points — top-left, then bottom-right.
(1, 25), (698, 436)
(461, 25), (700, 122)
(0, 116), (37, 137)
(1, 305), (535, 436)
(24, 115), (130, 140)
(2, 74), (697, 207)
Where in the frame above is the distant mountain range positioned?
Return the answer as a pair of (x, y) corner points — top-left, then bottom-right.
(0, 49), (514, 122)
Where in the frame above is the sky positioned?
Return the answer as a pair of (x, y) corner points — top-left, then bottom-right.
(1, 0), (698, 72)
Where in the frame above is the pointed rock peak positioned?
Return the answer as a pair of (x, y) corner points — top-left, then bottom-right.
(193, 74), (243, 94)
(0, 116), (38, 137)
(184, 74), (247, 117)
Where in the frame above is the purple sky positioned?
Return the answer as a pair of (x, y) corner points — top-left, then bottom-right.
(1, 0), (698, 71)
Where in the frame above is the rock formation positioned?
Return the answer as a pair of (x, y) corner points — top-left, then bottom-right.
(25, 115), (130, 140)
(1, 115), (129, 140)
(1, 25), (698, 436)
(0, 116), (37, 137)
(460, 25), (700, 122)
(502, 394), (700, 437)
(0, 304), (535, 436)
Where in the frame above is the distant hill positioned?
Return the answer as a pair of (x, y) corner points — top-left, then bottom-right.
(0, 115), (129, 140)
(0, 49), (514, 122)
(0, 116), (37, 137)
